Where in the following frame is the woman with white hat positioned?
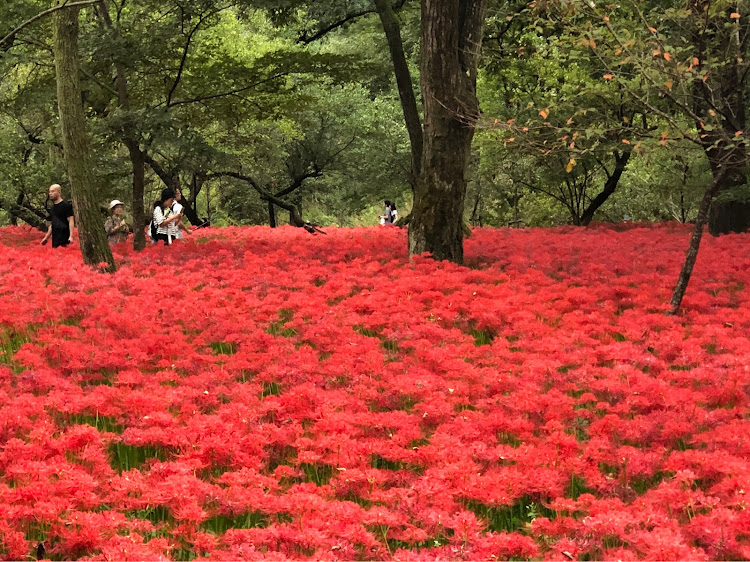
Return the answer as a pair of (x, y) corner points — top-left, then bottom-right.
(104, 200), (131, 245)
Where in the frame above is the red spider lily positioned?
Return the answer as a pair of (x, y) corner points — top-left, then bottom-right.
(1, 224), (750, 559)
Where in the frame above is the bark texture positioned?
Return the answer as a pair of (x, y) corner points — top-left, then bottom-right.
(408, 0), (488, 263)
(53, 1), (115, 271)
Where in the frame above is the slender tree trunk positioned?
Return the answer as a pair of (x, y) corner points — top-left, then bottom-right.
(372, 0), (423, 188)
(97, 2), (146, 250)
(409, 0), (487, 263)
(9, 192), (24, 226)
(52, 1), (115, 271)
(185, 174), (204, 226)
(206, 183), (211, 223)
(125, 139), (146, 249)
(470, 184), (481, 226)
(268, 200), (277, 227)
(580, 150), (631, 226)
(669, 168), (727, 314)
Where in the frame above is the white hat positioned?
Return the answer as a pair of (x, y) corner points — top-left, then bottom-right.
(108, 200), (125, 210)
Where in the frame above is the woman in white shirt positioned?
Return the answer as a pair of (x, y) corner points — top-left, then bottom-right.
(152, 189), (180, 245)
(169, 188), (191, 240)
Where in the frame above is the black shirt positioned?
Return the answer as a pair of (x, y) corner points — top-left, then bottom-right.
(48, 200), (74, 247)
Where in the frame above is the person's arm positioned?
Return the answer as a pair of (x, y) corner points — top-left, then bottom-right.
(41, 223), (52, 245)
(177, 217), (191, 234)
(67, 215), (74, 243)
(153, 207), (178, 229)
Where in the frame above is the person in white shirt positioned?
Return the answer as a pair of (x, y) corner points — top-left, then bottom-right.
(380, 200), (393, 225)
(390, 201), (398, 224)
(169, 188), (191, 240)
(152, 189), (180, 245)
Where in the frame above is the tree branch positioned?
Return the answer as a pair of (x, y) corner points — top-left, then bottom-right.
(274, 169), (322, 198)
(297, 0), (409, 44)
(298, 8), (376, 44)
(165, 12), (207, 107)
(212, 171), (325, 233)
(1, 0), (101, 50)
(160, 73), (288, 108)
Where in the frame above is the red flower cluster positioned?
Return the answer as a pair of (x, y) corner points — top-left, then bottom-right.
(0, 223), (749, 561)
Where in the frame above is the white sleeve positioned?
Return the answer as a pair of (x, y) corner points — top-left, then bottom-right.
(153, 207), (165, 226)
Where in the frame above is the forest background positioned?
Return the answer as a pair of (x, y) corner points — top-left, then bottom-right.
(0, 0), (748, 239)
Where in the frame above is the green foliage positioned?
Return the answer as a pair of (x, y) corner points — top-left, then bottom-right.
(0, 0), (737, 229)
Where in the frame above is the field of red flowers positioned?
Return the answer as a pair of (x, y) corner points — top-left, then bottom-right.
(1, 223), (749, 561)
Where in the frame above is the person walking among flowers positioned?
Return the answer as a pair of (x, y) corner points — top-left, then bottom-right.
(169, 188), (191, 241)
(41, 184), (74, 247)
(152, 189), (180, 245)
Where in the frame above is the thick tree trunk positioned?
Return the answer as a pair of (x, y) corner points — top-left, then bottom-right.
(706, 148), (749, 234)
(709, 200), (750, 235)
(372, 0), (423, 188)
(408, 0), (488, 263)
(705, 143), (747, 235)
(52, 1), (115, 271)
(580, 150), (631, 226)
(692, 2), (750, 234)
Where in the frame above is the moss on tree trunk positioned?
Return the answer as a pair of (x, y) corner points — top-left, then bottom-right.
(52, 1), (115, 271)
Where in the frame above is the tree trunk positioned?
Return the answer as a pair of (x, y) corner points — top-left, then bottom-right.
(185, 174), (204, 226)
(126, 139), (146, 249)
(372, 0), (423, 189)
(97, 2), (146, 250)
(408, 0), (488, 263)
(669, 168), (726, 314)
(268, 200), (277, 227)
(705, 141), (747, 235)
(9, 192), (24, 226)
(692, 2), (750, 234)
(580, 150), (631, 226)
(52, 1), (115, 271)
(709, 200), (750, 234)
